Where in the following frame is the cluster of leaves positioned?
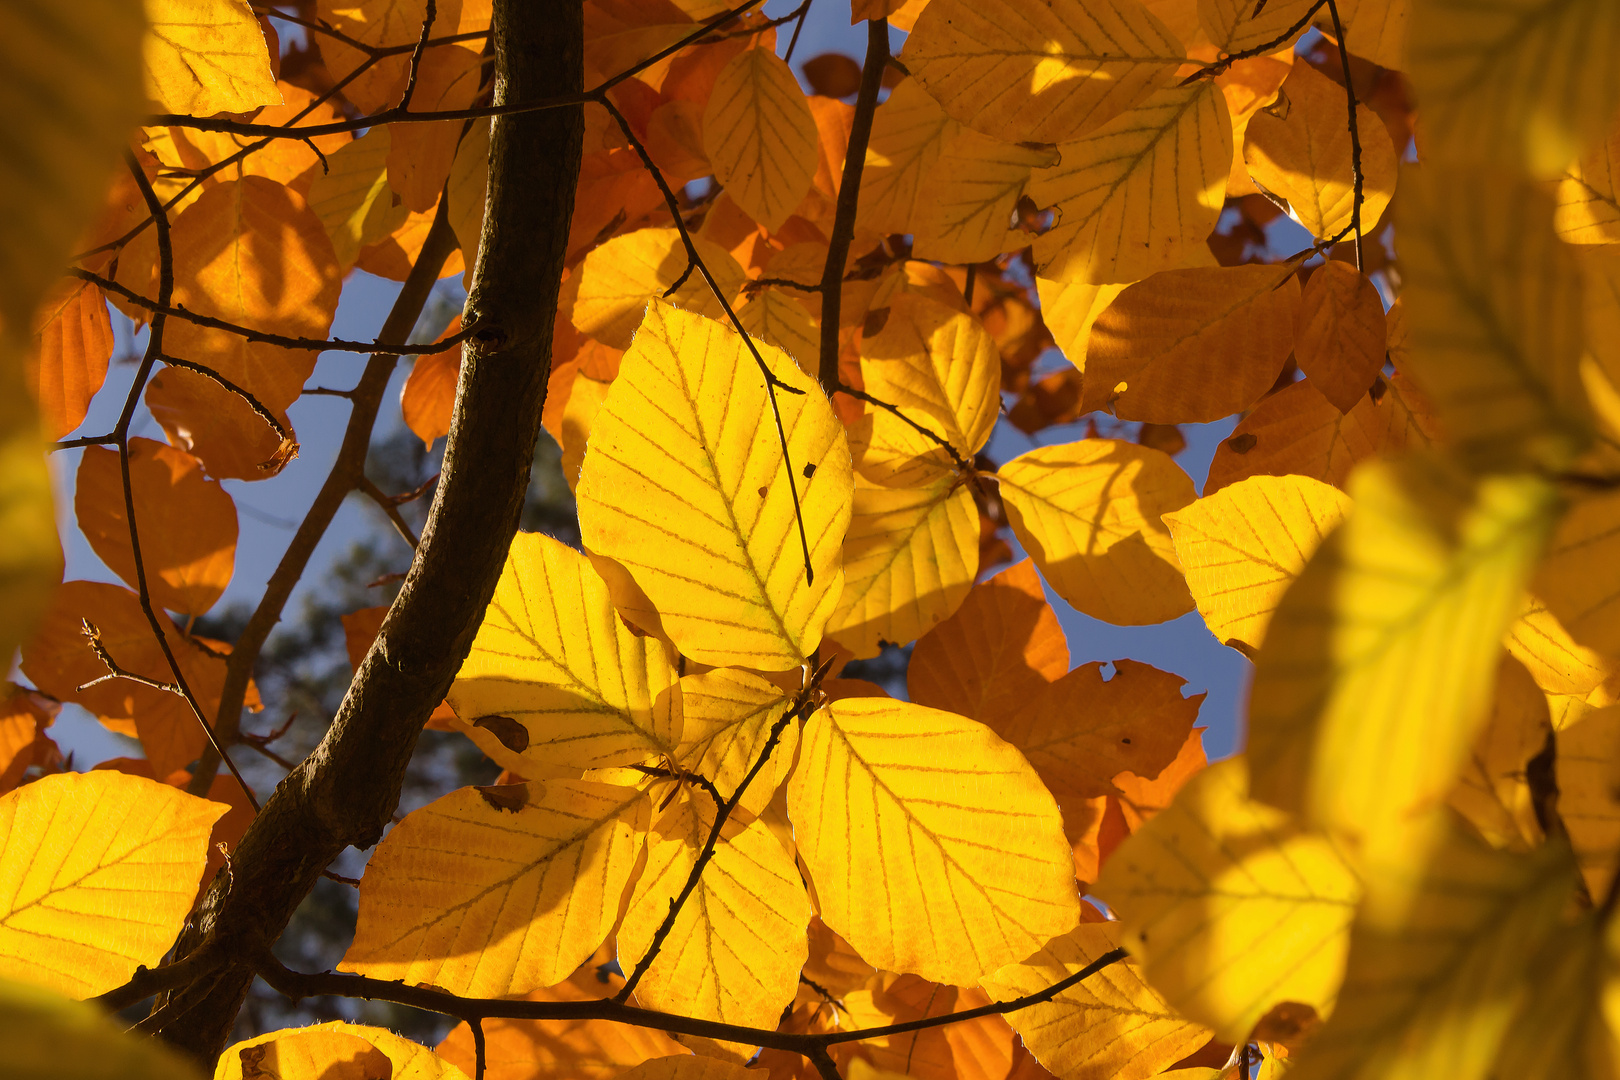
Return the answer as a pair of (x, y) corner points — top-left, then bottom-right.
(3, 0), (1620, 1078)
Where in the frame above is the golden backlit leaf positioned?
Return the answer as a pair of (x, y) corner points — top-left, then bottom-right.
(1199, 0), (1317, 51)
(834, 973), (1017, 1080)
(400, 349), (460, 450)
(908, 560), (1070, 728)
(1536, 487), (1620, 661)
(146, 364), (296, 482)
(1094, 756), (1361, 1042)
(982, 921), (1213, 1080)
(1506, 596), (1617, 698)
(75, 439), (237, 616)
(1164, 474), (1352, 655)
(1493, 912), (1620, 1080)
(315, 1), (477, 113)
(219, 1022), (469, 1080)
(0, 771), (226, 998)
(788, 698), (1082, 986)
(1325, 0), (1410, 70)
(1, 976), (204, 1080)
(446, 118), (490, 287)
(613, 1058), (753, 1080)
(1397, 166), (1589, 471)
(27, 278), (113, 441)
(1554, 113), (1620, 244)
(672, 667), (798, 817)
(858, 78), (956, 237)
(701, 47), (819, 232)
(445, 531), (679, 774)
(576, 303), (853, 670)
(1409, 0), (1620, 178)
(1557, 704), (1620, 900)
(1030, 81), (1232, 286)
(564, 228), (746, 350)
(0, 686), (55, 795)
(1284, 824), (1577, 1080)
(828, 475), (978, 658)
(341, 780), (647, 998)
(1293, 262), (1388, 414)
(307, 127), (412, 275)
(1035, 277), (1131, 375)
(903, 0), (1185, 145)
(1447, 657), (1549, 852)
(144, 0), (280, 115)
(1083, 264), (1301, 423)
(737, 289), (818, 376)
(1203, 375), (1434, 494)
(1248, 456), (1560, 854)
(227, 1029), (392, 1080)
(997, 439), (1195, 625)
(618, 797), (810, 1054)
(1243, 63), (1397, 240)
(912, 129), (1058, 264)
(386, 45), (485, 212)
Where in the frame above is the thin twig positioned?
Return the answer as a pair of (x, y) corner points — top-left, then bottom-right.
(835, 383), (970, 471)
(807, 1046), (843, 1080)
(359, 476), (421, 548)
(783, 0), (813, 62)
(472, 1018), (488, 1080)
(1323, 0), (1364, 269)
(817, 18), (889, 394)
(93, 946), (224, 1012)
(397, 0), (439, 111)
(1181, 0), (1329, 82)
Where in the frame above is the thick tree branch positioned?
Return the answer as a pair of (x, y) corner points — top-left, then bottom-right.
(154, 0), (584, 1061)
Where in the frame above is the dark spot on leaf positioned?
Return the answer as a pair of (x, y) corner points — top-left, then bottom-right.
(474, 715), (529, 753)
(1368, 375), (1388, 403)
(1121, 737), (1132, 745)
(1226, 432), (1258, 454)
(757, 485), (769, 498)
(863, 306), (890, 337)
(477, 785), (526, 813)
(803, 463), (816, 479)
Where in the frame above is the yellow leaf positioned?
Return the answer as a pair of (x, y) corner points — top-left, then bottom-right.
(1082, 264), (1301, 423)
(1554, 112), (1620, 244)
(1283, 823), (1576, 1080)
(1035, 277), (1130, 373)
(1536, 487), (1620, 661)
(564, 227), (747, 351)
(226, 1029), (393, 1080)
(613, 1058), (753, 1080)
(1447, 657), (1549, 852)
(853, 294), (1001, 486)
(446, 118), (490, 288)
(981, 921), (1213, 1080)
(576, 302), (853, 670)
(1093, 756), (1361, 1042)
(314, 3), (481, 115)
(991, 659), (1203, 799)
(1242, 62), (1397, 240)
(1409, 0), (1620, 178)
(1164, 474), (1352, 655)
(827, 474), (980, 658)
(219, 1022), (470, 1080)
(307, 127), (412, 274)
(1323, 0), (1410, 71)
(1398, 165), (1589, 472)
(341, 780), (648, 998)
(1199, 0), (1317, 51)
(1293, 261), (1388, 414)
(903, 0), (1185, 145)
(787, 698), (1081, 986)
(144, 0), (279, 115)
(912, 129), (1058, 264)
(618, 797), (810, 1056)
(701, 47), (819, 232)
(1030, 81), (1232, 286)
(909, 560), (1071, 728)
(385, 44), (484, 213)
(1, 976), (204, 1080)
(997, 439), (1195, 625)
(1558, 703), (1620, 900)
(1247, 455), (1560, 854)
(673, 667), (800, 818)
(1506, 596), (1616, 698)
(834, 973), (1017, 1080)
(446, 531), (679, 775)
(0, 771), (227, 998)
(858, 78), (956, 237)
(737, 290), (818, 377)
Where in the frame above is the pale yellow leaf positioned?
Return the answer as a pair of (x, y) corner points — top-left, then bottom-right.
(1248, 455), (1560, 856)
(1409, 0), (1620, 178)
(1035, 277), (1131, 373)
(1506, 595), (1616, 698)
(341, 781), (648, 998)
(702, 47), (819, 232)
(1094, 756), (1361, 1042)
(564, 228), (747, 351)
(0, 771), (227, 998)
(858, 78), (956, 237)
(2, 976), (204, 1080)
(218, 1022), (470, 1080)
(827, 474), (979, 658)
(903, 0), (1185, 145)
(788, 698), (1082, 986)
(576, 302), (853, 670)
(982, 921), (1213, 1080)
(1030, 81), (1232, 286)
(1164, 474), (1352, 655)
(997, 439), (1196, 625)
(1398, 165), (1589, 472)
(446, 532), (680, 775)
(226, 1029), (393, 1080)
(145, 0), (280, 115)
(618, 798), (810, 1057)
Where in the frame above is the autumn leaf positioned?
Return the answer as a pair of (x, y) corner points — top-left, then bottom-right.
(1555, 115), (1620, 244)
(834, 973), (1017, 1080)
(306, 128), (411, 274)
(788, 697), (1081, 986)
(1, 976), (204, 1080)
(576, 302), (853, 670)
(672, 667), (799, 817)
(1535, 486), (1620, 662)
(218, 1021), (470, 1080)
(702, 47), (819, 232)
(1293, 261), (1388, 414)
(1447, 657), (1549, 852)
(26, 278), (114, 442)
(0, 771), (226, 998)
(564, 228), (746, 350)
(144, 0), (280, 115)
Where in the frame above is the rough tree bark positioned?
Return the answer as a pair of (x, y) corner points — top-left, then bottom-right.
(153, 0), (584, 1061)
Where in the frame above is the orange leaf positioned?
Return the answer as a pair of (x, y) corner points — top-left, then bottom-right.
(354, 201), (466, 281)
(145, 366), (297, 482)
(400, 317), (464, 449)
(0, 685), (58, 795)
(27, 278), (112, 441)
(834, 973), (1018, 1080)
(908, 560), (1069, 728)
(387, 45), (487, 212)
(1294, 260), (1388, 413)
(75, 439), (237, 616)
